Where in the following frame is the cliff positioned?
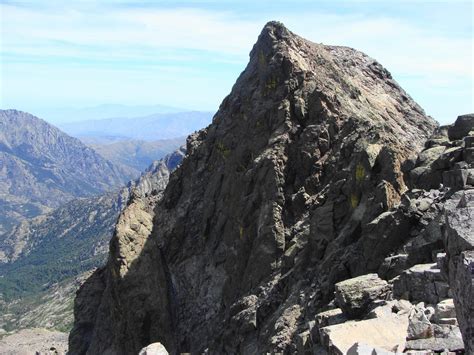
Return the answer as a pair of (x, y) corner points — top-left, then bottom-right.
(68, 22), (474, 354)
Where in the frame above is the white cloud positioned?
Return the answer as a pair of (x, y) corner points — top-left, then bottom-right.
(1, 2), (472, 122)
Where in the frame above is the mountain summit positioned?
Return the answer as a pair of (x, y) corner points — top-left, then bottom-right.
(69, 22), (451, 354)
(0, 109), (132, 232)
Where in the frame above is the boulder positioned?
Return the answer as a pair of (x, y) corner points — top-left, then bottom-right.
(378, 254), (409, 280)
(319, 313), (408, 354)
(464, 135), (474, 148)
(464, 147), (474, 164)
(138, 342), (169, 355)
(432, 147), (463, 170)
(315, 308), (346, 329)
(416, 146), (446, 166)
(434, 299), (456, 321)
(448, 114), (474, 140)
(405, 336), (464, 353)
(335, 274), (390, 318)
(407, 305), (433, 340)
(442, 169), (468, 189)
(392, 263), (449, 305)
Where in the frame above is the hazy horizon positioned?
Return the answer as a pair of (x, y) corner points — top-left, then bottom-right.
(1, 0), (473, 124)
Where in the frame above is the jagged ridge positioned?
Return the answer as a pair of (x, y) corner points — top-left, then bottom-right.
(69, 22), (439, 354)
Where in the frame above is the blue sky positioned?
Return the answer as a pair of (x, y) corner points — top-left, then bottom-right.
(0, 0), (472, 124)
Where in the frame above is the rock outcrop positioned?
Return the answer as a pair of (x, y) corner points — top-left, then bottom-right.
(70, 22), (473, 354)
(444, 189), (474, 353)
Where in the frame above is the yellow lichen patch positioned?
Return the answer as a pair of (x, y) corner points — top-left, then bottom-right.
(355, 163), (365, 182)
(216, 142), (231, 159)
(350, 193), (359, 209)
(265, 76), (278, 91)
(239, 226), (244, 240)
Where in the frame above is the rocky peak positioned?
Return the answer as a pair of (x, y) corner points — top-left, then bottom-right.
(69, 23), (446, 355)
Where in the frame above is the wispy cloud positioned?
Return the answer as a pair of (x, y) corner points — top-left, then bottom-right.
(1, 1), (472, 123)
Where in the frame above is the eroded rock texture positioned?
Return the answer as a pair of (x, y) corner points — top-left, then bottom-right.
(444, 190), (474, 353)
(69, 22), (464, 354)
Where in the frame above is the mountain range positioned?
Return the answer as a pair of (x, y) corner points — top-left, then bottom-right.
(88, 137), (185, 176)
(31, 104), (185, 124)
(0, 110), (133, 233)
(58, 111), (213, 141)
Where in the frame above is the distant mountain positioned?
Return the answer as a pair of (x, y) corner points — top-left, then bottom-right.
(0, 148), (185, 333)
(0, 110), (133, 232)
(58, 111), (213, 141)
(88, 137), (185, 176)
(32, 104), (185, 124)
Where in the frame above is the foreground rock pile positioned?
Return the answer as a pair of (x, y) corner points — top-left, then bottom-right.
(69, 22), (472, 354)
(305, 115), (474, 354)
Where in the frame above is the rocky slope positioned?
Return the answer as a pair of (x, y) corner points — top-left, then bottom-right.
(0, 328), (68, 355)
(68, 22), (474, 354)
(0, 110), (133, 232)
(0, 148), (185, 334)
(0, 192), (126, 301)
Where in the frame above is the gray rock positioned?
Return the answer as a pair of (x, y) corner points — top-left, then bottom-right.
(407, 305), (434, 340)
(432, 147), (463, 170)
(315, 308), (347, 330)
(443, 190), (474, 353)
(138, 343), (169, 355)
(416, 146), (446, 166)
(435, 299), (456, 321)
(335, 274), (390, 319)
(464, 135), (474, 148)
(464, 147), (474, 164)
(466, 169), (474, 186)
(405, 336), (464, 352)
(392, 263), (449, 304)
(442, 169), (468, 189)
(378, 254), (409, 280)
(347, 342), (395, 355)
(319, 314), (408, 354)
(448, 114), (474, 140)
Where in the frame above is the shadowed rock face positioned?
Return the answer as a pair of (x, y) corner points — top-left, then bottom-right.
(69, 22), (438, 354)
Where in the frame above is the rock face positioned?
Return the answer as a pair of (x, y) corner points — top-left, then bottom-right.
(69, 22), (442, 354)
(444, 190), (474, 353)
(0, 110), (133, 233)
